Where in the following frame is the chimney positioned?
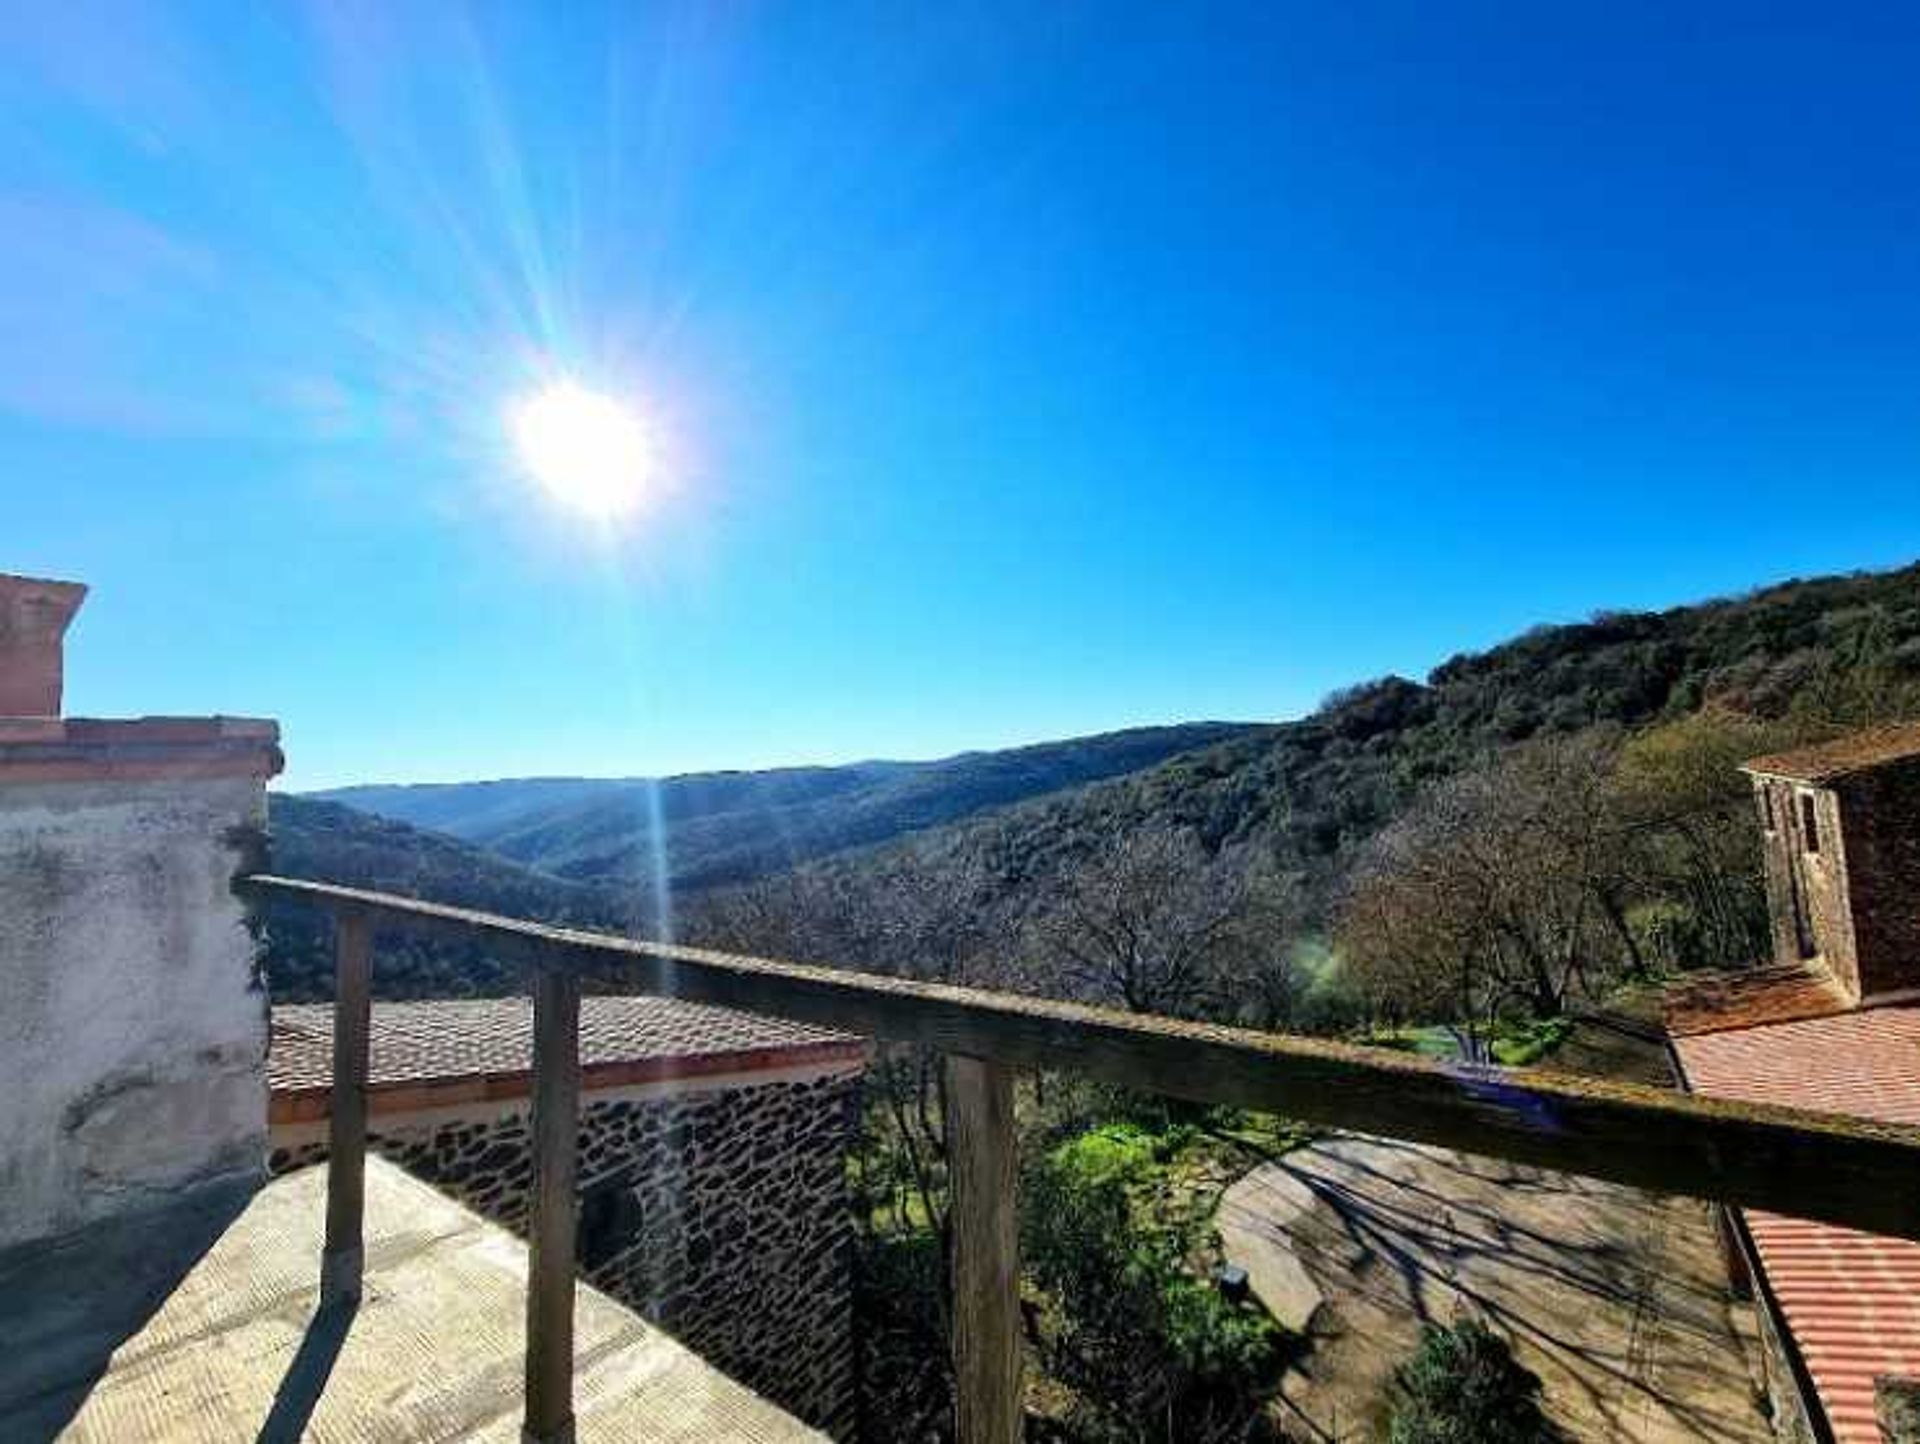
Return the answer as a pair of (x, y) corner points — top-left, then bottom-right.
(0, 573), (88, 717)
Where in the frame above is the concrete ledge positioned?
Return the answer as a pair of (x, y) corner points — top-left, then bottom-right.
(0, 1157), (824, 1441)
(0, 716), (282, 782)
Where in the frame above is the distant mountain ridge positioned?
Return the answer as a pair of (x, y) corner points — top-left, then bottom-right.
(312, 722), (1266, 892)
(837, 560), (1920, 927)
(274, 559), (1920, 998)
(267, 795), (624, 921)
(262, 795), (636, 1001)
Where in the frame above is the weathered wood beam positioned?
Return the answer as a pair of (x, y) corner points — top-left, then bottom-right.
(524, 964), (581, 1444)
(319, 906), (372, 1307)
(241, 876), (1920, 1241)
(945, 1054), (1022, 1444)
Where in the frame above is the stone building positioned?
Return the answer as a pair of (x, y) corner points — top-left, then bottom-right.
(267, 995), (867, 1435)
(1744, 723), (1920, 1003)
(1667, 723), (1920, 1444)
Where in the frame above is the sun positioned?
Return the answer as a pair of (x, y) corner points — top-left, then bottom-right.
(508, 380), (656, 520)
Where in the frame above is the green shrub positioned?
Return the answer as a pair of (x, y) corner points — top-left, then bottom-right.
(1388, 1318), (1555, 1444)
(1629, 900), (1707, 973)
(1490, 1016), (1575, 1067)
(1024, 1124), (1280, 1440)
(850, 1206), (952, 1436)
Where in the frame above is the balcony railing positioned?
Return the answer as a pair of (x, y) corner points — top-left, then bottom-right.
(242, 873), (1920, 1444)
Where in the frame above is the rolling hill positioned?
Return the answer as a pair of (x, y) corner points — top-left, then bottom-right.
(312, 722), (1266, 891)
(260, 795), (637, 1001)
(833, 560), (1920, 926)
(276, 558), (1920, 998)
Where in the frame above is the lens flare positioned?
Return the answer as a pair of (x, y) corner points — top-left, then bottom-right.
(508, 380), (655, 520)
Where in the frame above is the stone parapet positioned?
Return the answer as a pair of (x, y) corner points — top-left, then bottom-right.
(0, 767), (276, 1249)
(0, 716), (282, 783)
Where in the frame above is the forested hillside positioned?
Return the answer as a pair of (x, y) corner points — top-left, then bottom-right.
(273, 561), (1920, 1011)
(261, 796), (635, 1002)
(314, 721), (1263, 890)
(844, 561), (1920, 929)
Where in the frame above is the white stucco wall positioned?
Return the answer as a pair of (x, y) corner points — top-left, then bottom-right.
(0, 774), (269, 1250)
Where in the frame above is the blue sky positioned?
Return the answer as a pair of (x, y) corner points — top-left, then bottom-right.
(4, 3), (1919, 790)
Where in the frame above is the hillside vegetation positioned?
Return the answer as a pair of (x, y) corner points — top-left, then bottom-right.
(691, 561), (1919, 1438)
(314, 722), (1263, 890)
(261, 795), (635, 1001)
(848, 560), (1920, 931)
(272, 560), (1920, 1006)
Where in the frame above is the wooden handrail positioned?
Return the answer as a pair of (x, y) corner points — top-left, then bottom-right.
(249, 872), (1920, 1444)
(243, 873), (1920, 1241)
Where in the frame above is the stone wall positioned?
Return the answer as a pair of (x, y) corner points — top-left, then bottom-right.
(0, 770), (273, 1251)
(1755, 777), (1858, 992)
(272, 1067), (861, 1437)
(1755, 779), (1811, 971)
(1880, 1378), (1920, 1444)
(1757, 758), (1920, 1002)
(1836, 758), (1920, 1000)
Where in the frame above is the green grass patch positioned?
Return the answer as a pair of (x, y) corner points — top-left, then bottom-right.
(1366, 1025), (1464, 1060)
(1489, 1016), (1575, 1067)
(1365, 1017), (1576, 1068)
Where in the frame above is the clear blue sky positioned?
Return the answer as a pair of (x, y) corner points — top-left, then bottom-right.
(4, 4), (1919, 790)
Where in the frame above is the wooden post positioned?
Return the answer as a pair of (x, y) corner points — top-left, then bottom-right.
(945, 1053), (1021, 1444)
(320, 908), (373, 1306)
(524, 966), (581, 1444)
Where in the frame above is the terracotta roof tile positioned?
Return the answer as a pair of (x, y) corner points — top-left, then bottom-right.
(1742, 723), (1920, 785)
(1674, 1006), (1920, 1443)
(270, 995), (859, 1095)
(1663, 961), (1853, 1037)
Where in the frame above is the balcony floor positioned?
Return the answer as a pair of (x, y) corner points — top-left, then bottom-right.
(0, 1158), (823, 1442)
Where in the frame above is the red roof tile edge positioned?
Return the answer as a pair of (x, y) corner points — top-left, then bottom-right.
(1741, 723), (1920, 785)
(270, 1037), (872, 1124)
(0, 716), (283, 782)
(1663, 962), (1855, 1037)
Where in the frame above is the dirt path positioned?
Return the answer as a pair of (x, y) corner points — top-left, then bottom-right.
(1217, 1017), (1771, 1442)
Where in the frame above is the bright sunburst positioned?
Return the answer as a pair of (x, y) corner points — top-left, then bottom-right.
(509, 380), (656, 521)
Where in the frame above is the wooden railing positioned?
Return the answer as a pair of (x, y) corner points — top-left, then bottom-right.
(242, 874), (1920, 1444)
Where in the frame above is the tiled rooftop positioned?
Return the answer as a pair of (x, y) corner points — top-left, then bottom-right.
(271, 995), (863, 1103)
(1741, 722), (1920, 784)
(1674, 1005), (1920, 1444)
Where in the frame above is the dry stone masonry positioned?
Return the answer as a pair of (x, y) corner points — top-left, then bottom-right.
(272, 1067), (862, 1436)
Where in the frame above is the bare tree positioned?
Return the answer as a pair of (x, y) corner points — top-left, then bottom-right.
(1337, 733), (1632, 1053)
(1609, 708), (1822, 971)
(1032, 827), (1279, 1020)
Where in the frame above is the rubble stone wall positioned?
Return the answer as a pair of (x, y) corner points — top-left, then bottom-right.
(272, 1065), (861, 1437)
